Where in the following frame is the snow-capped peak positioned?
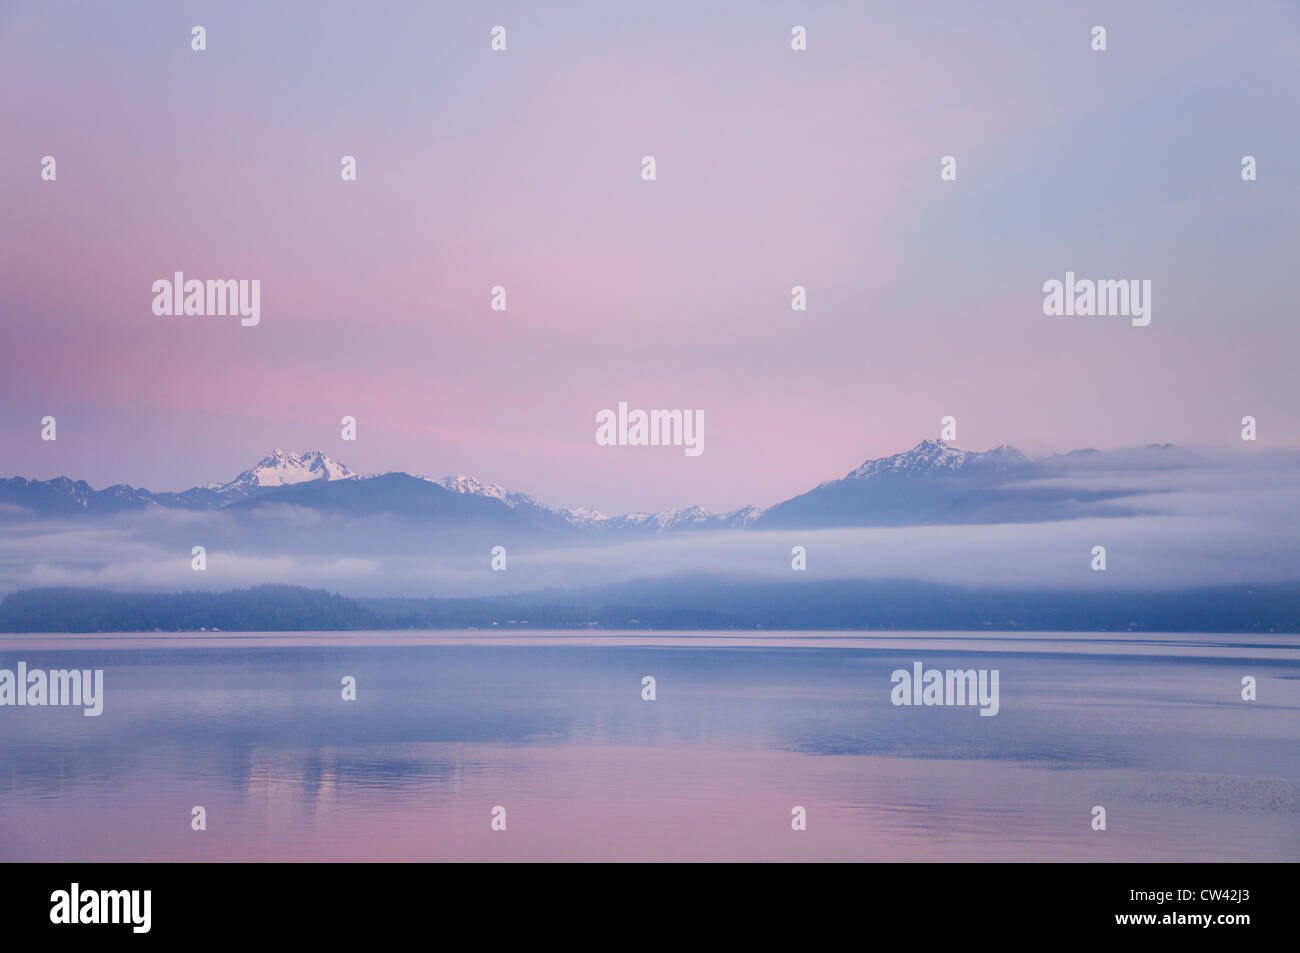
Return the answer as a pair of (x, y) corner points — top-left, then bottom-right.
(219, 450), (357, 494)
(842, 440), (1026, 482)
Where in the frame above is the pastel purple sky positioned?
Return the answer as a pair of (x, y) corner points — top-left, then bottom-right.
(2, 1), (1298, 513)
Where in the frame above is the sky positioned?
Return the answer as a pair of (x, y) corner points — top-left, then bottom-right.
(2, 0), (1298, 515)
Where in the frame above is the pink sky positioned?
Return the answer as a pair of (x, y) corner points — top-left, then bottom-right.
(2, 1), (1298, 513)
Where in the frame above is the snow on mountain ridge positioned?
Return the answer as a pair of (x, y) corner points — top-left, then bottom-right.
(420, 472), (762, 531)
(838, 439), (1027, 483)
(425, 473), (542, 509)
(422, 472), (625, 527)
(565, 506), (610, 523)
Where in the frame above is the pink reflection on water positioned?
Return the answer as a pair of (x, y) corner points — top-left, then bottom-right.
(3, 742), (1293, 862)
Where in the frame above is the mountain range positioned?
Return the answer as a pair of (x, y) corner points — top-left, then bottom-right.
(0, 440), (1197, 534)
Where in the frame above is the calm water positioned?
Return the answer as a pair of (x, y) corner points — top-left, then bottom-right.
(1, 630), (1297, 862)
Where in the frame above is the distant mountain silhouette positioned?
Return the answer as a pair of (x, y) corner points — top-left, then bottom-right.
(0, 440), (1196, 531)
